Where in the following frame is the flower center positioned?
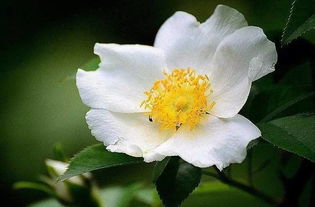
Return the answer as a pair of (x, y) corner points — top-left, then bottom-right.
(141, 68), (215, 131)
(174, 96), (189, 111)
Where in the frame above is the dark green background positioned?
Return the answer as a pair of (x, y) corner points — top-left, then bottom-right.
(1, 0), (314, 206)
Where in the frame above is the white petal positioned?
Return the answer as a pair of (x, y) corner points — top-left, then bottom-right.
(210, 26), (277, 118)
(86, 109), (169, 157)
(145, 115), (260, 170)
(76, 44), (167, 113)
(154, 5), (247, 73)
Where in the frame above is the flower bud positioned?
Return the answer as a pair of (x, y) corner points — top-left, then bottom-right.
(45, 159), (103, 207)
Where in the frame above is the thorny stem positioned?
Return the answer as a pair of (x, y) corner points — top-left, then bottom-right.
(203, 168), (279, 206)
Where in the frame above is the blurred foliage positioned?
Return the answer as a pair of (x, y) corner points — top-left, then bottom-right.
(28, 179), (280, 207)
(1, 0), (315, 206)
(281, 0), (315, 45)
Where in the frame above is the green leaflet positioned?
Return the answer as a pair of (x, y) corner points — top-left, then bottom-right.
(245, 83), (314, 123)
(152, 157), (171, 183)
(155, 157), (201, 207)
(260, 91), (314, 123)
(14, 181), (54, 196)
(58, 144), (142, 181)
(281, 0), (315, 45)
(260, 114), (315, 162)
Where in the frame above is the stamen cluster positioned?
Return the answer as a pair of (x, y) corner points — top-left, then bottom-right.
(141, 68), (215, 130)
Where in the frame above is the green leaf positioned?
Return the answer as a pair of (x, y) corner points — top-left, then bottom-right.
(183, 181), (272, 207)
(28, 199), (62, 207)
(281, 0), (315, 45)
(260, 91), (315, 123)
(13, 181), (54, 196)
(260, 114), (315, 162)
(152, 157), (171, 183)
(247, 84), (314, 123)
(155, 157), (201, 207)
(58, 144), (142, 181)
(280, 62), (313, 87)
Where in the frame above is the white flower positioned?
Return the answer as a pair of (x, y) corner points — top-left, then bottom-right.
(76, 5), (277, 170)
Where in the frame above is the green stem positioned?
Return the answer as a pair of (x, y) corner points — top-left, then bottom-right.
(248, 151), (253, 186)
(202, 170), (279, 206)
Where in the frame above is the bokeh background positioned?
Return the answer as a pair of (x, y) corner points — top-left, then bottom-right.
(1, 0), (314, 206)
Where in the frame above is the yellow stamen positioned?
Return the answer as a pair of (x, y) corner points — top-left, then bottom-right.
(141, 68), (215, 131)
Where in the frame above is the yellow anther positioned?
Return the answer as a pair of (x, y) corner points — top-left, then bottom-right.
(141, 68), (215, 130)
